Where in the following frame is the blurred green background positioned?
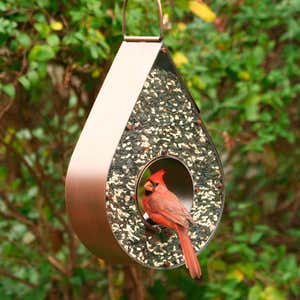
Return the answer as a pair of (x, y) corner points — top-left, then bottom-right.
(0, 0), (300, 299)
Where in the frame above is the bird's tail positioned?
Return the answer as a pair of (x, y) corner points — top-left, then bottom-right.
(176, 226), (201, 279)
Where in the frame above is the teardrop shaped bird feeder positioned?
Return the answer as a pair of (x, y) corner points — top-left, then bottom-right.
(65, 0), (225, 269)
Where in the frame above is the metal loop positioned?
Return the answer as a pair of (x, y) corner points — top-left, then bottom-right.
(122, 0), (164, 42)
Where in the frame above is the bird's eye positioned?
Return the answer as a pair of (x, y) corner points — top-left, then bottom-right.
(149, 180), (157, 186)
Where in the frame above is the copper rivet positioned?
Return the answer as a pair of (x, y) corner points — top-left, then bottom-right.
(196, 119), (202, 125)
(164, 261), (171, 267)
(126, 123), (133, 130)
(161, 47), (167, 53)
(217, 182), (223, 189)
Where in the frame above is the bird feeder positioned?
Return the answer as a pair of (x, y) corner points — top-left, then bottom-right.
(65, 0), (225, 269)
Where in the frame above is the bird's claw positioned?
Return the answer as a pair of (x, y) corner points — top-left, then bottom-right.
(151, 224), (163, 233)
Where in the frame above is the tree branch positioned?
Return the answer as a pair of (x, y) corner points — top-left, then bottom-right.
(0, 197), (48, 253)
(107, 263), (115, 300)
(47, 256), (69, 276)
(0, 269), (37, 288)
(0, 138), (71, 236)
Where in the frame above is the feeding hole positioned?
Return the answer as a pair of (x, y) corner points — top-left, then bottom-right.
(136, 156), (194, 229)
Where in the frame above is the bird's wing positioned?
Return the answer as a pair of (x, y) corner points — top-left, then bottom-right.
(160, 208), (190, 228)
(148, 190), (193, 228)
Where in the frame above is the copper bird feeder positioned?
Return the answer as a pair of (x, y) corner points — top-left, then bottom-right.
(65, 0), (225, 268)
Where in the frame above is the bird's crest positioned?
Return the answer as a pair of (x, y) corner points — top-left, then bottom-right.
(148, 169), (166, 183)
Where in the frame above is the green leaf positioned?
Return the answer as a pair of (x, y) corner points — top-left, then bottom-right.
(18, 76), (31, 90)
(248, 284), (263, 300)
(2, 83), (15, 98)
(233, 221), (243, 233)
(261, 286), (287, 300)
(29, 45), (55, 62)
(90, 44), (99, 59)
(0, 1), (6, 11)
(27, 70), (39, 85)
(250, 231), (264, 244)
(16, 32), (31, 48)
(34, 22), (50, 38)
(244, 95), (260, 121)
(46, 34), (60, 47)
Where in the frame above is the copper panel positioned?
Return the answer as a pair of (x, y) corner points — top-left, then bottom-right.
(65, 41), (163, 263)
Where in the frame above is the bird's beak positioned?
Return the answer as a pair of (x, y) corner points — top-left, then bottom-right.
(144, 181), (154, 192)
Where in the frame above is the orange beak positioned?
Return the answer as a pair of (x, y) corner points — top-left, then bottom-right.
(144, 181), (154, 192)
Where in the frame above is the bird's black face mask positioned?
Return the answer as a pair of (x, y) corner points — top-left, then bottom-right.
(144, 180), (158, 195)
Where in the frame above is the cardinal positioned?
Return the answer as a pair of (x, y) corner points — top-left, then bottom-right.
(142, 169), (201, 279)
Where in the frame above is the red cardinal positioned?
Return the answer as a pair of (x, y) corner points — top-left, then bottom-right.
(142, 169), (201, 279)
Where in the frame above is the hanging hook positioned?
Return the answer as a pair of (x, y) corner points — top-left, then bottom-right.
(122, 0), (164, 42)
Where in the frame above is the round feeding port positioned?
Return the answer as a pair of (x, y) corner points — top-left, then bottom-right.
(136, 156), (194, 226)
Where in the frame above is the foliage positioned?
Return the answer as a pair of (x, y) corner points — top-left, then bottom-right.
(0, 0), (300, 299)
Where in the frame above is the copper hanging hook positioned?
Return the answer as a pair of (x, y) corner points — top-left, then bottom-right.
(122, 0), (164, 42)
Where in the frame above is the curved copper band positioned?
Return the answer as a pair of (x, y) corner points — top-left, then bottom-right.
(65, 41), (163, 263)
(122, 0), (164, 42)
